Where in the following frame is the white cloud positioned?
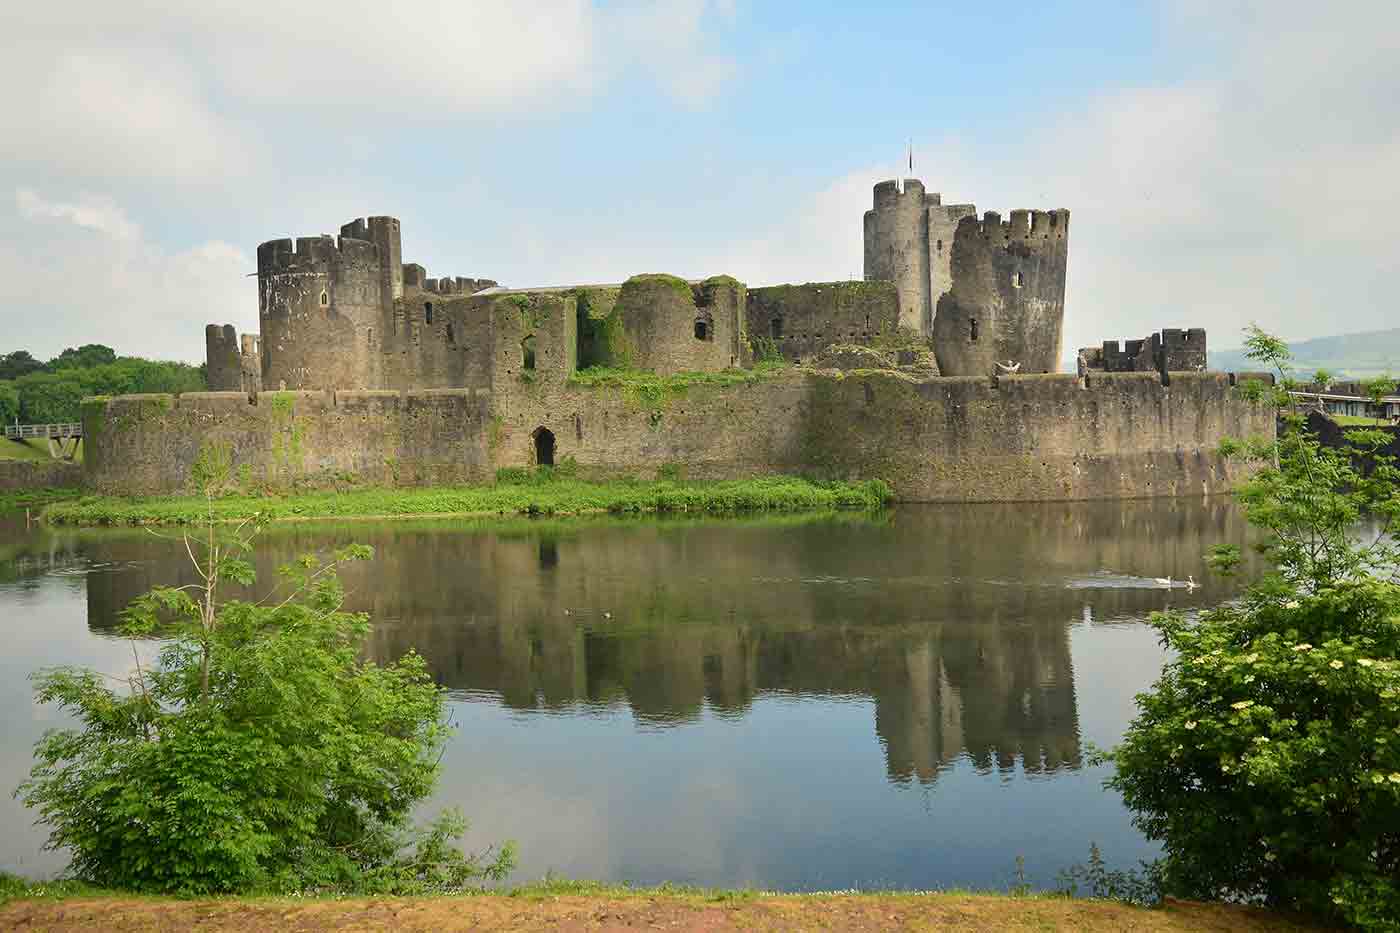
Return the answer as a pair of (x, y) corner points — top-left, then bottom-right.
(713, 0), (1400, 355)
(3, 189), (253, 361)
(16, 189), (141, 242)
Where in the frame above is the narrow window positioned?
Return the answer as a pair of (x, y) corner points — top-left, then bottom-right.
(936, 239), (943, 253)
(694, 319), (708, 341)
(447, 321), (455, 345)
(771, 317), (783, 339)
(522, 335), (536, 370)
(1013, 271), (1025, 288)
(367, 327), (373, 346)
(425, 302), (434, 324)
(970, 318), (979, 342)
(320, 290), (329, 306)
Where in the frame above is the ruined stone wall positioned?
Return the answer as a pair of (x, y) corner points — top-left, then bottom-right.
(81, 389), (492, 495)
(932, 209), (1069, 377)
(746, 282), (900, 364)
(205, 324), (242, 392)
(1083, 328), (1208, 374)
(0, 458), (82, 491)
(608, 276), (740, 376)
(86, 370), (1271, 500)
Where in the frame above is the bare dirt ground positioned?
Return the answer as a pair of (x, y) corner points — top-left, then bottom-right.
(0, 893), (1327, 932)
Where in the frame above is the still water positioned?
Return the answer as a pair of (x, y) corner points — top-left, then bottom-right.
(0, 500), (1259, 891)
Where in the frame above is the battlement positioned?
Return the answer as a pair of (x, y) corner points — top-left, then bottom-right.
(972, 208), (1069, 241)
(257, 215), (402, 276)
(871, 178), (939, 210)
(1080, 327), (1208, 375)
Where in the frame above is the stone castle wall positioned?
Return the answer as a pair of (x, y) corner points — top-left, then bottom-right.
(83, 371), (1273, 501)
(746, 282), (901, 364)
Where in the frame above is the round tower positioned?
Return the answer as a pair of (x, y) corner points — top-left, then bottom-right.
(258, 219), (399, 390)
(863, 179), (932, 333)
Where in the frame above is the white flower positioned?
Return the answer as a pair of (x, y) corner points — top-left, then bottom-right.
(1284, 600), (1300, 609)
(1245, 653), (1260, 663)
(1293, 643), (1313, 652)
(1253, 736), (1270, 744)
(1185, 721), (1198, 730)
(1231, 700), (1254, 710)
(1330, 660), (1344, 669)
(1264, 852), (1277, 862)
(1389, 773), (1400, 784)
(1358, 658), (1375, 667)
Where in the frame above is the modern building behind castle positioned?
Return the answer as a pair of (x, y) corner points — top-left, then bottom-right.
(206, 179), (1084, 392)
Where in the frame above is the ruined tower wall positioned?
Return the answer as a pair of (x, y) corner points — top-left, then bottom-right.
(863, 180), (931, 333)
(239, 335), (262, 394)
(927, 203), (978, 332)
(613, 276), (737, 376)
(932, 209), (1069, 377)
(746, 282), (900, 363)
(205, 324), (242, 392)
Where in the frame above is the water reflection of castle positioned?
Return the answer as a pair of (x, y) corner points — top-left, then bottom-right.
(76, 500), (1253, 786)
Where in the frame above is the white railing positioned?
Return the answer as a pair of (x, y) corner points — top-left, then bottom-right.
(4, 422), (83, 440)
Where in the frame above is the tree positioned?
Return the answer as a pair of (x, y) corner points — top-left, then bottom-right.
(1362, 374), (1396, 426)
(0, 351), (43, 382)
(1103, 325), (1400, 929)
(17, 454), (514, 895)
(0, 382), (17, 425)
(49, 344), (117, 370)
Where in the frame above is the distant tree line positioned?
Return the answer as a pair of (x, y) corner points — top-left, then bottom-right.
(0, 345), (206, 425)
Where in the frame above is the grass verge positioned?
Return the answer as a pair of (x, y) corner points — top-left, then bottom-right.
(0, 487), (84, 512)
(43, 476), (893, 526)
(0, 876), (1328, 932)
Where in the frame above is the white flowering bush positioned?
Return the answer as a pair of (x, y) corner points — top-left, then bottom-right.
(1104, 327), (1400, 929)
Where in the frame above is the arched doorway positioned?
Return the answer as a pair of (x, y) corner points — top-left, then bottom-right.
(533, 426), (555, 467)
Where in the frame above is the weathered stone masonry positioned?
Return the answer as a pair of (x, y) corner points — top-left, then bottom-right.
(84, 371), (1272, 502)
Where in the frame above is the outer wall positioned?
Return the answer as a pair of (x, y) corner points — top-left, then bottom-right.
(83, 372), (1273, 502)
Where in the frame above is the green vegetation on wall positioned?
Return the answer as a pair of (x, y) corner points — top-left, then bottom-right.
(574, 287), (629, 369)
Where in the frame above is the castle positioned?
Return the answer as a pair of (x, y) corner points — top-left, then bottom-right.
(205, 180), (1075, 393)
(82, 178), (1268, 501)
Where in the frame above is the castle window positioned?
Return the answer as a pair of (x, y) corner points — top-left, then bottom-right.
(522, 335), (536, 370)
(771, 317), (783, 339)
(694, 319), (708, 341)
(970, 318), (979, 342)
(425, 302), (434, 324)
(447, 322), (455, 345)
(320, 290), (329, 307)
(367, 328), (373, 346)
(936, 239), (943, 253)
(1013, 271), (1025, 288)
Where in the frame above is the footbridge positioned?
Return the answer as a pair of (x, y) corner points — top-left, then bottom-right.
(4, 422), (83, 460)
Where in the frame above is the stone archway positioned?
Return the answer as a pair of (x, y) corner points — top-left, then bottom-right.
(533, 426), (555, 467)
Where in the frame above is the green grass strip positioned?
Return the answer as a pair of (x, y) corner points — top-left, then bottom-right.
(43, 476), (893, 527)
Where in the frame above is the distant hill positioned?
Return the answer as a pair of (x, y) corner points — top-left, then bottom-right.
(1207, 327), (1400, 378)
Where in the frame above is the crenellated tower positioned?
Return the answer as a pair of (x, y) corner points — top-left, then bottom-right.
(863, 179), (1069, 375)
(863, 179), (932, 332)
(256, 216), (402, 390)
(931, 208), (1070, 376)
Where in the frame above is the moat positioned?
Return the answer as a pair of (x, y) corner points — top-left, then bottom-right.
(0, 500), (1260, 891)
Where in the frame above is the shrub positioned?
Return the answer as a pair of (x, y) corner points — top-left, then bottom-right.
(1104, 325), (1400, 928)
(17, 481), (513, 894)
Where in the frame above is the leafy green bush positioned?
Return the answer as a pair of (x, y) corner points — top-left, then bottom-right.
(18, 493), (513, 895)
(1104, 326), (1400, 929)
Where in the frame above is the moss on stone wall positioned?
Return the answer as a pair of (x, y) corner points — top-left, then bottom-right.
(575, 287), (629, 369)
(567, 363), (788, 412)
(624, 273), (694, 303)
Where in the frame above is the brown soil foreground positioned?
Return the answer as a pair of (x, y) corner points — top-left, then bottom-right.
(0, 893), (1326, 932)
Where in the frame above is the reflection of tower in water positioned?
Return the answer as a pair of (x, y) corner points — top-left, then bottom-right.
(79, 500), (1256, 786)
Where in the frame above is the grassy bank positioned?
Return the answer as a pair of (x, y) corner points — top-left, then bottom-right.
(0, 879), (1325, 932)
(0, 487), (83, 512)
(43, 475), (892, 526)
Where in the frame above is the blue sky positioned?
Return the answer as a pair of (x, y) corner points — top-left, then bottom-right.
(2, 1), (1396, 362)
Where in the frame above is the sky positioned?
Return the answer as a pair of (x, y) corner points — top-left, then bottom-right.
(1, 0), (1396, 364)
